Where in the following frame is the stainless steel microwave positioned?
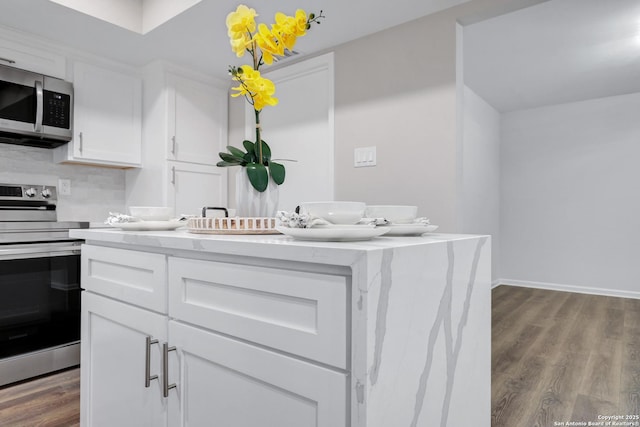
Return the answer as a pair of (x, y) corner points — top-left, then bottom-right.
(0, 64), (73, 148)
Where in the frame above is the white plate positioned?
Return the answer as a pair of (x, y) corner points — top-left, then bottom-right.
(111, 220), (185, 231)
(382, 224), (439, 236)
(276, 225), (390, 241)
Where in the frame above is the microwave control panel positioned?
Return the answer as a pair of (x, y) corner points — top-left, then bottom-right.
(42, 91), (71, 129)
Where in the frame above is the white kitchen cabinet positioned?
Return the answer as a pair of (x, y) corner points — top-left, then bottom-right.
(167, 73), (227, 165)
(54, 61), (142, 167)
(126, 65), (227, 212)
(168, 257), (348, 368)
(167, 321), (347, 427)
(167, 160), (226, 216)
(80, 292), (167, 427)
(81, 245), (167, 313)
(0, 34), (66, 78)
(81, 244), (347, 427)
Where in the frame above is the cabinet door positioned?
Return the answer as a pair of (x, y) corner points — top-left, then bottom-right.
(167, 74), (227, 165)
(0, 36), (65, 78)
(167, 321), (347, 427)
(167, 161), (227, 216)
(70, 61), (142, 167)
(81, 293), (167, 427)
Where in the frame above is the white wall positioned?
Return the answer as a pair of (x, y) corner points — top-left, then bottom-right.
(461, 86), (501, 281)
(500, 91), (640, 298)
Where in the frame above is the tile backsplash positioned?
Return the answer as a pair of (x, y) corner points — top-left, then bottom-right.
(0, 144), (126, 222)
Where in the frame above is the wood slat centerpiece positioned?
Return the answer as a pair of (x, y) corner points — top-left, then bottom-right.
(187, 216), (279, 234)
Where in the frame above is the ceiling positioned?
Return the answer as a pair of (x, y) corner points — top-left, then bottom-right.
(464, 0), (640, 112)
(0, 0), (467, 80)
(2, 0), (635, 112)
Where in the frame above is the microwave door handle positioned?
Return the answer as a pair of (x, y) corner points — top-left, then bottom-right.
(34, 80), (43, 133)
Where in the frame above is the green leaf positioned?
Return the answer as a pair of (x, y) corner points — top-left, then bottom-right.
(216, 160), (241, 167)
(226, 145), (246, 159)
(243, 151), (256, 163)
(246, 163), (268, 192)
(243, 140), (255, 154)
(254, 140), (271, 163)
(269, 162), (285, 185)
(219, 152), (243, 164)
(261, 140), (272, 162)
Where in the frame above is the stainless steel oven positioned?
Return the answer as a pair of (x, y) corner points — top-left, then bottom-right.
(0, 183), (87, 386)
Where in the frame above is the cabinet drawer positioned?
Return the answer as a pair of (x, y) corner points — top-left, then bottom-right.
(168, 257), (348, 369)
(82, 245), (167, 313)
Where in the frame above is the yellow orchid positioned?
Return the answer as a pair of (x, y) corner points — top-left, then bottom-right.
(226, 5), (257, 57)
(230, 65), (278, 111)
(254, 23), (283, 65)
(220, 5), (324, 192)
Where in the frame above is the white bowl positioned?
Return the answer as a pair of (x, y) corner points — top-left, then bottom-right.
(365, 205), (418, 224)
(128, 206), (175, 221)
(299, 201), (365, 225)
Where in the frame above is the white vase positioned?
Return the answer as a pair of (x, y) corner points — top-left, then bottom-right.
(235, 169), (279, 217)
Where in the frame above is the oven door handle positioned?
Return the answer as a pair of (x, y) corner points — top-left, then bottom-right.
(0, 244), (81, 260)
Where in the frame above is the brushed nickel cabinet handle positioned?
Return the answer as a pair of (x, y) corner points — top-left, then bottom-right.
(162, 342), (177, 398)
(78, 132), (83, 153)
(171, 166), (176, 185)
(145, 336), (159, 388)
(171, 136), (176, 155)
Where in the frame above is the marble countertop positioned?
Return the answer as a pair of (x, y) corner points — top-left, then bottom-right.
(70, 228), (483, 267)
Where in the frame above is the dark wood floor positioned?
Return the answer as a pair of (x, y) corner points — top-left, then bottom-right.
(0, 367), (80, 427)
(492, 285), (640, 427)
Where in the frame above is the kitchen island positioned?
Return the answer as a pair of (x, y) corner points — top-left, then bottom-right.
(71, 228), (490, 427)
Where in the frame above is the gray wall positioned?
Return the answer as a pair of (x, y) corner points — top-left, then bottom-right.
(333, 9), (459, 231)
(0, 144), (125, 222)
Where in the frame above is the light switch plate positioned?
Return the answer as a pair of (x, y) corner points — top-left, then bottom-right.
(354, 146), (376, 167)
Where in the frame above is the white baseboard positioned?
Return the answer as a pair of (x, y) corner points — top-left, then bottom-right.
(497, 278), (640, 300)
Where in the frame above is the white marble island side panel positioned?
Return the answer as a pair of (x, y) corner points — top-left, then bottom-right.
(71, 229), (491, 427)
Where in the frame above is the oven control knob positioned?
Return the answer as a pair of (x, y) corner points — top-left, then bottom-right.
(41, 189), (52, 198)
(25, 187), (37, 198)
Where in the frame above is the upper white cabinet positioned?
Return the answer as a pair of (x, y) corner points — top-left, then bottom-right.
(167, 161), (227, 216)
(0, 35), (66, 78)
(167, 73), (227, 165)
(54, 61), (142, 168)
(126, 65), (228, 215)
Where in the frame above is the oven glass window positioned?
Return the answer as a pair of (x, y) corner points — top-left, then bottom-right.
(0, 254), (80, 359)
(0, 81), (36, 124)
